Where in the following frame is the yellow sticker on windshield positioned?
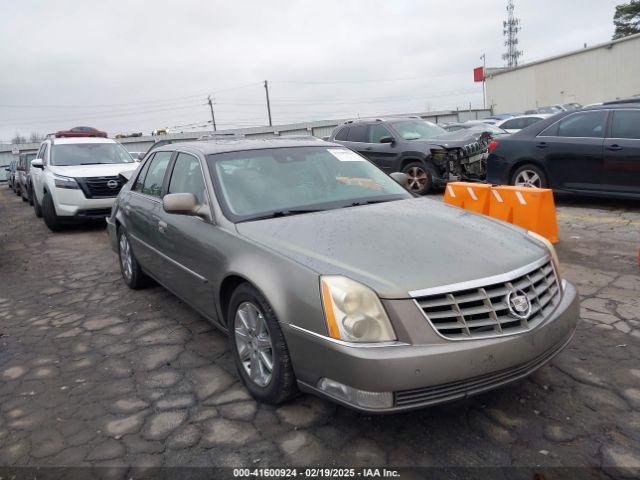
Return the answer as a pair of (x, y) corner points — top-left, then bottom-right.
(327, 149), (365, 162)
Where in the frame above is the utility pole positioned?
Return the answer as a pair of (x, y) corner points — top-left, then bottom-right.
(207, 96), (217, 132)
(480, 53), (486, 109)
(264, 80), (272, 127)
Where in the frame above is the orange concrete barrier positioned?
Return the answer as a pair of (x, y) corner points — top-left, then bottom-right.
(443, 182), (559, 244)
(443, 182), (491, 215)
(488, 185), (558, 244)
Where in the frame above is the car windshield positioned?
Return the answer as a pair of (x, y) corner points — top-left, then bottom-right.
(388, 120), (446, 140)
(51, 143), (134, 166)
(208, 146), (411, 222)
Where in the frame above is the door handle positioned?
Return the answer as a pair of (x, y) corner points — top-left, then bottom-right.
(536, 142), (548, 149)
(607, 144), (623, 151)
(124, 205), (131, 215)
(158, 220), (167, 233)
(364, 147), (373, 151)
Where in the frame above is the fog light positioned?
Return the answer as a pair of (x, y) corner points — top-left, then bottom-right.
(317, 378), (393, 409)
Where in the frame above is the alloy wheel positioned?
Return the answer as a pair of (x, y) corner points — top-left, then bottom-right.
(514, 170), (542, 188)
(406, 166), (428, 192)
(119, 234), (133, 282)
(234, 301), (274, 387)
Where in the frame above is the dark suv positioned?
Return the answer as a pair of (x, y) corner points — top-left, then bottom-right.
(329, 117), (494, 194)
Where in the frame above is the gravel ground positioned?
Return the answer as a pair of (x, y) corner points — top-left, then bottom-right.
(0, 186), (639, 478)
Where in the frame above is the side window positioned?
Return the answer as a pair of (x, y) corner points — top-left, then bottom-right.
(557, 111), (607, 138)
(367, 124), (393, 143)
(141, 151), (172, 198)
(41, 144), (49, 165)
(502, 118), (525, 130)
(168, 153), (207, 204)
(346, 125), (367, 143)
(133, 154), (153, 193)
(610, 110), (640, 139)
(334, 127), (349, 141)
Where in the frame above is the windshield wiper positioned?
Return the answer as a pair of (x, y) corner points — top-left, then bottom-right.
(345, 198), (398, 208)
(79, 162), (104, 165)
(241, 209), (324, 222)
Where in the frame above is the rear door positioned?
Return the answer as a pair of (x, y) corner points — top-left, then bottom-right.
(603, 109), (640, 195)
(125, 150), (173, 279)
(339, 124), (375, 162)
(536, 110), (607, 191)
(155, 151), (215, 315)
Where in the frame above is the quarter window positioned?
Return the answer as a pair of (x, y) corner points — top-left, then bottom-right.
(141, 151), (172, 198)
(367, 124), (393, 143)
(557, 111), (607, 138)
(610, 110), (640, 139)
(133, 154), (153, 193)
(334, 127), (349, 141)
(168, 153), (207, 204)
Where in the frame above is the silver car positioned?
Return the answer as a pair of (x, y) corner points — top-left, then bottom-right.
(107, 139), (579, 413)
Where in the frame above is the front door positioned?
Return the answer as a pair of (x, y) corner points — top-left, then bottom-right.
(602, 109), (640, 195)
(156, 152), (217, 317)
(537, 110), (607, 191)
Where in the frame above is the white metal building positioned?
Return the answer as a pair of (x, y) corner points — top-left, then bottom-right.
(485, 33), (640, 114)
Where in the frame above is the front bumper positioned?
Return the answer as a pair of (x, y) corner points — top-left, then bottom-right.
(106, 216), (118, 252)
(285, 280), (579, 413)
(51, 187), (117, 217)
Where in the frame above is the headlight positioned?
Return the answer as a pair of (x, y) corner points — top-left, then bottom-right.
(53, 174), (79, 190)
(320, 276), (396, 342)
(527, 231), (562, 288)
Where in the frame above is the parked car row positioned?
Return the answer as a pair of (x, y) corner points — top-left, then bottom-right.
(7, 125), (581, 413)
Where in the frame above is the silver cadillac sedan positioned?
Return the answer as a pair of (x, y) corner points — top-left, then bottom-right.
(107, 138), (579, 413)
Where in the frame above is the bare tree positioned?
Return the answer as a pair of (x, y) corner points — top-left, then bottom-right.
(11, 133), (27, 145)
(29, 132), (44, 143)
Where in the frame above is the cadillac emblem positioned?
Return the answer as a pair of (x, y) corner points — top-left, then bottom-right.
(506, 289), (532, 320)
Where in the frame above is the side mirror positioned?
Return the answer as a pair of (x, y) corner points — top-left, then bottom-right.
(163, 193), (210, 220)
(31, 159), (43, 169)
(379, 136), (395, 144)
(390, 172), (409, 187)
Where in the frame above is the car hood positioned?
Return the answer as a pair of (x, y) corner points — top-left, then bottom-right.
(236, 197), (547, 299)
(48, 163), (138, 178)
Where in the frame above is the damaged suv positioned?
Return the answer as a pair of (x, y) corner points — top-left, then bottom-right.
(329, 117), (494, 194)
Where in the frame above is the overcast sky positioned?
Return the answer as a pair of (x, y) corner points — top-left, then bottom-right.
(0, 0), (622, 141)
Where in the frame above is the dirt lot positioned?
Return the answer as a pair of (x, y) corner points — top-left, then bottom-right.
(0, 185), (639, 476)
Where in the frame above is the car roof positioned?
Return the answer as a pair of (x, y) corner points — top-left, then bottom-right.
(49, 137), (116, 145)
(156, 138), (341, 155)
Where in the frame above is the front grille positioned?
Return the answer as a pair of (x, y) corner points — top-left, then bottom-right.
(394, 335), (568, 408)
(78, 176), (124, 198)
(414, 260), (560, 340)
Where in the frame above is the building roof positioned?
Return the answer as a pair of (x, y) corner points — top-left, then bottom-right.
(488, 33), (640, 78)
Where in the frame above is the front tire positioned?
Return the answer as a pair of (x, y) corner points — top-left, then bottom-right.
(33, 188), (43, 218)
(42, 191), (64, 231)
(402, 161), (434, 195)
(228, 283), (297, 405)
(117, 228), (148, 289)
(511, 164), (548, 188)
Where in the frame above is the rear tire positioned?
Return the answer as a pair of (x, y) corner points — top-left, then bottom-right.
(402, 161), (435, 195)
(117, 227), (148, 289)
(228, 283), (297, 405)
(511, 164), (548, 189)
(42, 191), (64, 231)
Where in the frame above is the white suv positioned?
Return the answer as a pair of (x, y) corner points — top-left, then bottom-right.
(30, 134), (138, 231)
